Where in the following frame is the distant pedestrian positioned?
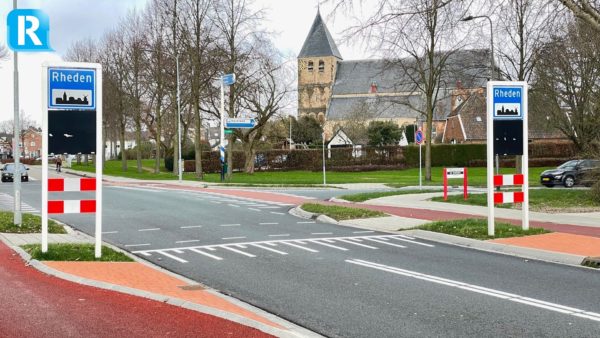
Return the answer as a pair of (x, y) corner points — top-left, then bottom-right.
(56, 156), (62, 172)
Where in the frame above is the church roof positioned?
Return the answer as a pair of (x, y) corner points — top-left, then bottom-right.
(299, 11), (343, 59)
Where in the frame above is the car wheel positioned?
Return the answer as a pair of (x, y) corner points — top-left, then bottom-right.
(563, 176), (575, 188)
(543, 184), (554, 188)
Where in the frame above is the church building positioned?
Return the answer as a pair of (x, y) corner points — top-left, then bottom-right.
(297, 11), (489, 143)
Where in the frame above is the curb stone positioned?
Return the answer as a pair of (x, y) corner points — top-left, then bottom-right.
(289, 206), (339, 225)
(0, 232), (320, 338)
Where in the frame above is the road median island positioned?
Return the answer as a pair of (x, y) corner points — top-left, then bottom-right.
(299, 203), (386, 221)
(416, 218), (550, 240)
(0, 211), (66, 234)
(21, 243), (133, 262)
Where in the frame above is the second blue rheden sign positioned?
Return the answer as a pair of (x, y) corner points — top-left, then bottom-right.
(493, 86), (523, 120)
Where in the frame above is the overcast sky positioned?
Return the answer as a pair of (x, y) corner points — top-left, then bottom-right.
(0, 0), (373, 124)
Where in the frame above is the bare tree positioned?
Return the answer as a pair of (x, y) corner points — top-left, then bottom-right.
(331, 0), (472, 181)
(0, 44), (9, 61)
(64, 38), (98, 63)
(531, 19), (600, 151)
(559, 0), (600, 31)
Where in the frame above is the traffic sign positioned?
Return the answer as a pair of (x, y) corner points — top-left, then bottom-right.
(492, 86), (523, 120)
(225, 117), (256, 129)
(222, 73), (236, 86)
(48, 67), (96, 110)
(415, 129), (424, 145)
(224, 128), (233, 134)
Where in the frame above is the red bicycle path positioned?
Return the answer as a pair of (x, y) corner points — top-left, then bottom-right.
(130, 182), (600, 238)
(0, 241), (272, 338)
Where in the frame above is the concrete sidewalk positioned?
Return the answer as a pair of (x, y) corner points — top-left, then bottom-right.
(0, 230), (318, 338)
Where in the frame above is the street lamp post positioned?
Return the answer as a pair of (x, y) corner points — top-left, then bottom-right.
(13, 0), (22, 225)
(461, 15), (500, 175)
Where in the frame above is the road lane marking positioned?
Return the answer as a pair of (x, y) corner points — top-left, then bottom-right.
(251, 243), (287, 255)
(158, 250), (188, 263)
(222, 246), (256, 257)
(138, 228), (161, 232)
(390, 236), (435, 247)
(346, 259), (600, 323)
(228, 204), (240, 208)
(126, 243), (151, 248)
(309, 240), (348, 251)
(353, 230), (374, 234)
(366, 238), (406, 248)
(269, 234), (290, 237)
(102, 231), (118, 234)
(248, 208), (262, 212)
(259, 222), (279, 225)
(176, 240), (200, 244)
(297, 221), (315, 224)
(270, 212), (285, 215)
(219, 224), (241, 227)
(311, 232), (333, 235)
(338, 238), (378, 249)
(190, 248), (222, 260)
(222, 236), (246, 240)
(258, 206), (281, 209)
(180, 225), (203, 229)
(281, 241), (319, 253)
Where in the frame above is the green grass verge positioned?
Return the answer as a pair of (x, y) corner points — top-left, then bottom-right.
(300, 203), (386, 221)
(418, 218), (550, 240)
(22, 243), (134, 262)
(0, 212), (66, 234)
(338, 189), (439, 202)
(75, 160), (551, 186)
(431, 189), (600, 211)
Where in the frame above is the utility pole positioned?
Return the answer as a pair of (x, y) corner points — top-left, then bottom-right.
(13, 0), (22, 226)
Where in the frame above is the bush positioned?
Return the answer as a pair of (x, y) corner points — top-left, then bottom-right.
(591, 181), (600, 204)
(404, 144), (486, 167)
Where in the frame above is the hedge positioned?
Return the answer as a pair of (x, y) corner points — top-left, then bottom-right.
(165, 142), (578, 173)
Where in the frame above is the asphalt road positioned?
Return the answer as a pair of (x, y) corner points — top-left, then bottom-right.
(2, 176), (599, 337)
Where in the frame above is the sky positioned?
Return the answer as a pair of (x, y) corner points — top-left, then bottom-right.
(0, 0), (373, 125)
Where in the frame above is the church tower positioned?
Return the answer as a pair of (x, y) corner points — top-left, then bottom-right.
(297, 11), (343, 122)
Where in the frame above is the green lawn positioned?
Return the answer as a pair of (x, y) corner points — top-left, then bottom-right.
(0, 211), (66, 234)
(431, 189), (600, 211)
(418, 218), (550, 239)
(75, 160), (551, 186)
(339, 189), (439, 202)
(300, 203), (386, 221)
(22, 243), (134, 262)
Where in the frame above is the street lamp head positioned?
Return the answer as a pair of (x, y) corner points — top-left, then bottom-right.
(461, 16), (474, 22)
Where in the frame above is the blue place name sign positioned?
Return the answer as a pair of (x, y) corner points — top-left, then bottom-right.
(48, 68), (96, 110)
(493, 86), (523, 120)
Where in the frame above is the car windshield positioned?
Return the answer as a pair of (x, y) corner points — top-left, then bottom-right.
(557, 160), (580, 169)
(4, 164), (27, 173)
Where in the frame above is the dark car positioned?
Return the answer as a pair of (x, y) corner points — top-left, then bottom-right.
(1, 163), (29, 182)
(540, 159), (600, 188)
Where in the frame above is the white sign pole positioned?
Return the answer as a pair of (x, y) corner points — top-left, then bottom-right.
(95, 65), (103, 258)
(41, 65), (49, 252)
(419, 142), (422, 190)
(486, 82), (495, 236)
(522, 83), (529, 230)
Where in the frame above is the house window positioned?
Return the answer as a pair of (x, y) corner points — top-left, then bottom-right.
(30, 141), (35, 147)
(318, 60), (325, 72)
(308, 61), (314, 72)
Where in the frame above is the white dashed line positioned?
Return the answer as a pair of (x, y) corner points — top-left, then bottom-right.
(353, 230), (374, 234)
(268, 234), (290, 237)
(138, 228), (161, 232)
(180, 225), (203, 229)
(259, 222), (279, 225)
(221, 246), (256, 257)
(228, 204), (240, 208)
(297, 221), (315, 224)
(311, 232), (332, 235)
(176, 240), (200, 244)
(251, 243), (288, 255)
(102, 231), (118, 234)
(158, 251), (188, 263)
(248, 208), (262, 212)
(219, 224), (241, 227)
(190, 248), (223, 260)
(270, 212), (285, 215)
(222, 236), (247, 240)
(126, 243), (151, 247)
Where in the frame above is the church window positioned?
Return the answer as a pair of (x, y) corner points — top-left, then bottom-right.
(308, 61), (314, 71)
(318, 60), (325, 72)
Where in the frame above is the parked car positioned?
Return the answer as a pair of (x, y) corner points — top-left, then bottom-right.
(540, 159), (600, 188)
(1, 163), (29, 182)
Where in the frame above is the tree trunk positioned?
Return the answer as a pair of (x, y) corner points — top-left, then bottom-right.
(155, 113), (161, 174)
(194, 101), (203, 179)
(135, 114), (142, 173)
(425, 98), (433, 181)
(515, 155), (522, 174)
(243, 142), (255, 174)
(120, 122), (127, 171)
(173, 114), (179, 175)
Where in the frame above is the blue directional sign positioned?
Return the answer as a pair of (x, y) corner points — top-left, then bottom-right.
(48, 68), (96, 110)
(225, 117), (256, 129)
(492, 86), (523, 120)
(222, 73), (236, 86)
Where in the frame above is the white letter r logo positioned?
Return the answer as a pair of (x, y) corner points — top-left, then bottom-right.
(18, 15), (42, 46)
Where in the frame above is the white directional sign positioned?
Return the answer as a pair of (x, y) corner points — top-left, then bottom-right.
(225, 117), (256, 129)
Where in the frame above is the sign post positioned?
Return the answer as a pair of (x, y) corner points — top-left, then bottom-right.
(487, 82), (528, 236)
(415, 128), (424, 190)
(220, 73), (235, 182)
(42, 62), (102, 257)
(443, 167), (468, 201)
